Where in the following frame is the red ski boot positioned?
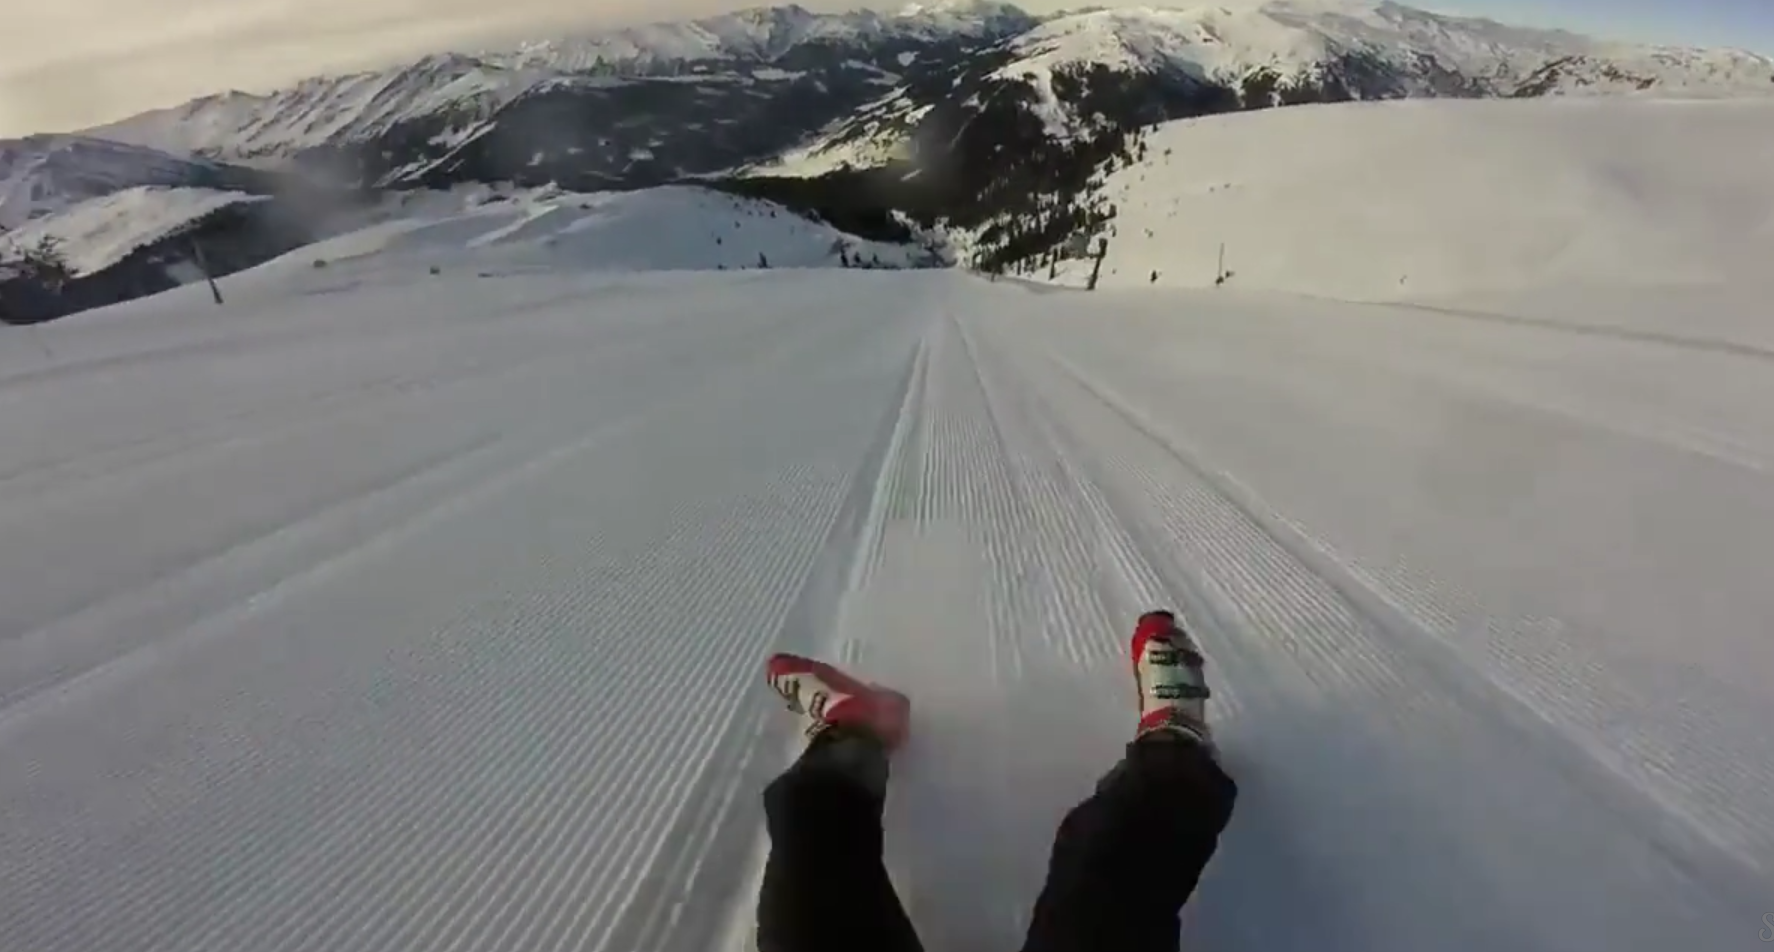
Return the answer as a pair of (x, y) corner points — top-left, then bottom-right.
(765, 653), (911, 750)
(1131, 610), (1214, 747)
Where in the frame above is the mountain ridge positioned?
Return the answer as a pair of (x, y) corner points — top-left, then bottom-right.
(83, 2), (1040, 166)
(81, 0), (1774, 174)
(7, 0), (1774, 322)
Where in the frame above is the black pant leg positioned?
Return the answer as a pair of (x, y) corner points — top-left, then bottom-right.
(1019, 734), (1238, 952)
(756, 728), (924, 952)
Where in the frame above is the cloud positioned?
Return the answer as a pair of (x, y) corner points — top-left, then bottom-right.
(0, 0), (775, 136)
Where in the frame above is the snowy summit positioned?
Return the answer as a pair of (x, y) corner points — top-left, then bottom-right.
(991, 0), (1774, 95)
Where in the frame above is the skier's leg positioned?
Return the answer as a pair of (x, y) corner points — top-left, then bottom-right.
(1019, 610), (1238, 952)
(755, 653), (921, 952)
(1019, 731), (1236, 952)
(756, 726), (923, 952)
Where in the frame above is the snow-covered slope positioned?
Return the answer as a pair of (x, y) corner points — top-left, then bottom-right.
(1033, 97), (1774, 298)
(0, 186), (268, 275)
(270, 184), (939, 282)
(1, 180), (937, 324)
(0, 136), (243, 230)
(1, 235), (1769, 951)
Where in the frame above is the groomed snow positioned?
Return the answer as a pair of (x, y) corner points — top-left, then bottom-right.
(1, 188), (1769, 950)
(1048, 97), (1774, 299)
(0, 186), (267, 275)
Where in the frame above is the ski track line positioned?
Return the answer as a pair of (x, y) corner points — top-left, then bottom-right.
(707, 326), (933, 952)
(834, 329), (933, 620)
(34, 437), (557, 936)
(863, 313), (1162, 950)
(1361, 296), (1774, 366)
(265, 485), (723, 952)
(0, 289), (418, 400)
(961, 313), (1156, 663)
(1042, 344), (1560, 710)
(270, 328), (908, 952)
(1042, 343), (1556, 731)
(2, 302), (910, 952)
(432, 475), (819, 952)
(0, 317), (486, 491)
(863, 331), (933, 591)
(0, 350), (501, 505)
(1054, 315), (1774, 882)
(970, 321), (1235, 707)
(0, 325), (315, 397)
(1254, 318), (1774, 477)
(592, 333), (931, 952)
(9, 380), (720, 951)
(944, 312), (1022, 682)
(1277, 354), (1774, 868)
(0, 314), (751, 714)
(0, 290), (730, 516)
(1030, 343), (1766, 939)
(1061, 314), (1774, 877)
(545, 315), (923, 952)
(1012, 360), (1569, 950)
(975, 318), (1258, 714)
(532, 492), (830, 950)
(945, 312), (1117, 942)
(950, 310), (1072, 683)
(0, 433), (500, 725)
(0, 270), (657, 397)
(567, 468), (872, 952)
(457, 327), (901, 950)
(0, 288), (826, 645)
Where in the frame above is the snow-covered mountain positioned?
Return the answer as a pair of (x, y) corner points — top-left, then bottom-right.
(0, 187), (269, 276)
(76, 1), (1774, 202)
(31, 0), (1774, 312)
(733, 0), (1774, 276)
(0, 136), (267, 230)
(86, 54), (547, 166)
(1511, 46), (1774, 97)
(86, 2), (1038, 176)
(774, 0), (1774, 171)
(982, 0), (1774, 97)
(985, 0), (1774, 95)
(0, 181), (324, 324)
(487, 0), (1033, 72)
(0, 134), (327, 323)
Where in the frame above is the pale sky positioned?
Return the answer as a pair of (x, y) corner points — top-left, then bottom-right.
(1, 0), (1768, 138)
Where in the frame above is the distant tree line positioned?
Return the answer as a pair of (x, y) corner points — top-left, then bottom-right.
(709, 60), (1239, 278)
(0, 233), (75, 291)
